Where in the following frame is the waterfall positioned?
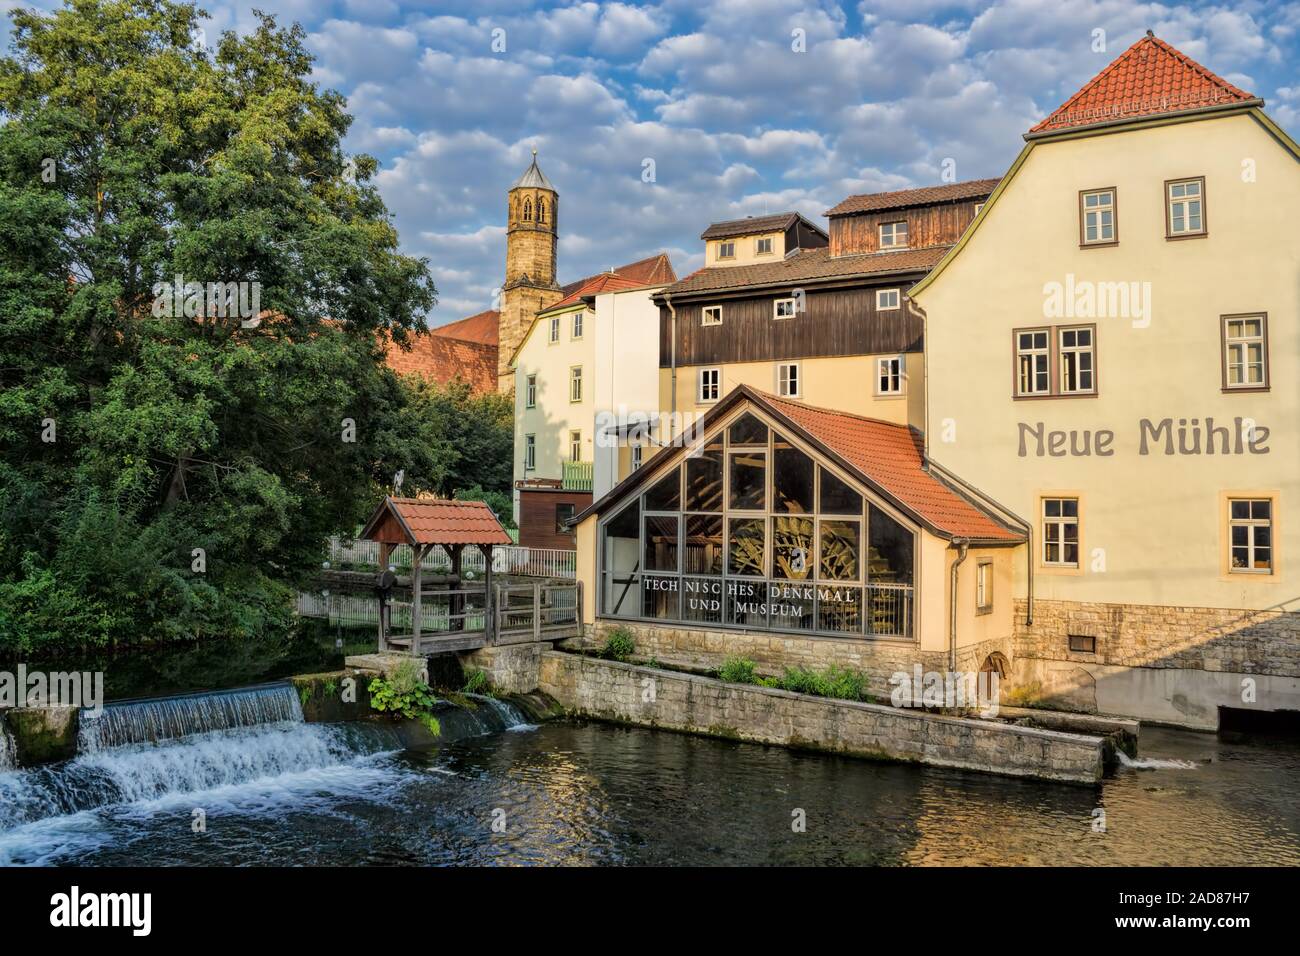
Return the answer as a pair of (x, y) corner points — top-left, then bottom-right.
(435, 693), (534, 739)
(1117, 751), (1198, 770)
(0, 716), (15, 772)
(77, 681), (304, 752)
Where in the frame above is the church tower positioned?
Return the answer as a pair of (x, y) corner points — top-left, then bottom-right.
(499, 150), (563, 390)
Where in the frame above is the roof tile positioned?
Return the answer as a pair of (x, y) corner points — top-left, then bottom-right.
(825, 179), (1000, 217)
(659, 245), (947, 297)
(364, 497), (513, 547)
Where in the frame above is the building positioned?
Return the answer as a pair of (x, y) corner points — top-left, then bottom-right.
(909, 32), (1300, 726)
(383, 314), (499, 396)
(655, 185), (995, 431)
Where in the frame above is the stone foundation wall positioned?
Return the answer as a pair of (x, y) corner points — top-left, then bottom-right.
(460, 642), (549, 695)
(537, 651), (1103, 784)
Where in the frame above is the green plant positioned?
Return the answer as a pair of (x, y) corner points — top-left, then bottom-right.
(601, 627), (635, 662)
(777, 663), (866, 701)
(299, 685), (312, 708)
(718, 657), (758, 684)
(368, 660), (441, 735)
(462, 667), (491, 695)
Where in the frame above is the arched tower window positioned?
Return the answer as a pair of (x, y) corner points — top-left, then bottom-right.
(523, 199), (533, 222)
(537, 198), (547, 223)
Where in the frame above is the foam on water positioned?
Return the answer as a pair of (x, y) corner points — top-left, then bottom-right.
(1117, 751), (1199, 770)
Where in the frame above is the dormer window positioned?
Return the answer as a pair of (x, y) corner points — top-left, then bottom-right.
(880, 221), (908, 248)
(717, 241), (735, 260)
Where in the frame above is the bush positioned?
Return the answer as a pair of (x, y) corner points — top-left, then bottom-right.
(601, 627), (635, 662)
(368, 659), (441, 735)
(718, 657), (758, 684)
(462, 667), (490, 695)
(777, 664), (866, 701)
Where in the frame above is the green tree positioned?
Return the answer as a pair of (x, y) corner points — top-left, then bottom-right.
(0, 0), (475, 653)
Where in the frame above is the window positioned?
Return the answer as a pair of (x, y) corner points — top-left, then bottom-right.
(879, 221), (908, 248)
(876, 288), (900, 311)
(572, 311), (583, 339)
(1068, 634), (1096, 654)
(556, 502), (575, 535)
(773, 298), (797, 319)
(876, 356), (903, 395)
(976, 560), (993, 614)
(973, 202), (985, 216)
(525, 374), (537, 408)
(524, 434), (536, 470)
(549, 316), (560, 343)
(1016, 329), (1050, 396)
(523, 199), (532, 222)
(1166, 177), (1205, 237)
(701, 305), (723, 326)
(1042, 497), (1080, 568)
(1229, 498), (1273, 573)
(777, 362), (800, 398)
(1080, 188), (1116, 245)
(631, 443), (643, 471)
(569, 430), (582, 462)
(717, 241), (735, 259)
(1057, 327), (1095, 394)
(569, 365), (583, 402)
(699, 367), (720, 403)
(1222, 314), (1268, 390)
(756, 237), (773, 255)
(537, 198), (547, 224)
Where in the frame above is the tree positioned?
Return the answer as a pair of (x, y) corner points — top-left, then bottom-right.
(0, 0), (466, 653)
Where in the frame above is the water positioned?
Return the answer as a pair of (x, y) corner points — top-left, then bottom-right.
(0, 719), (14, 772)
(1, 699), (1297, 865)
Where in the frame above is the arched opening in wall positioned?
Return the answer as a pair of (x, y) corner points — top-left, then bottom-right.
(537, 198), (546, 223)
(980, 652), (1009, 681)
(1219, 706), (1300, 735)
(523, 199), (532, 222)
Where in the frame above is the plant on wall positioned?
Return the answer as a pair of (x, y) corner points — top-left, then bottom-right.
(368, 659), (441, 735)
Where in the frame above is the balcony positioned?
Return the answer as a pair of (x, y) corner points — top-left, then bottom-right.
(562, 460), (593, 491)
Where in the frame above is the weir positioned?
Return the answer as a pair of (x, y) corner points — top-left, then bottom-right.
(0, 716), (14, 771)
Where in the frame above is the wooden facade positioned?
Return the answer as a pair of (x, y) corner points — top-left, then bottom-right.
(785, 219), (829, 253)
(659, 281), (925, 367)
(518, 487), (592, 550)
(829, 199), (982, 257)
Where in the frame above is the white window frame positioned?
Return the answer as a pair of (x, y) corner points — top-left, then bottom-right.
(548, 316), (560, 343)
(1166, 177), (1205, 237)
(717, 240), (735, 260)
(525, 374), (537, 408)
(1080, 188), (1116, 245)
(876, 288), (900, 311)
(876, 355), (904, 395)
(973, 202), (985, 216)
(698, 367), (721, 403)
(569, 429), (582, 463)
(879, 220), (908, 248)
(777, 362), (801, 398)
(1228, 498), (1273, 574)
(1057, 326), (1095, 395)
(701, 305), (723, 327)
(1042, 497), (1080, 568)
(755, 236), (773, 256)
(524, 434), (536, 471)
(569, 365), (583, 403)
(773, 297), (797, 320)
(976, 559), (992, 613)
(1015, 328), (1051, 396)
(1223, 314), (1268, 390)
(631, 442), (643, 471)
(572, 311), (583, 340)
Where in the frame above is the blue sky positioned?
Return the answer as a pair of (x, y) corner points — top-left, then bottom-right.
(7, 0), (1300, 323)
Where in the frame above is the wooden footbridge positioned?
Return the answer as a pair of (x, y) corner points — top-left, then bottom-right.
(356, 496), (581, 655)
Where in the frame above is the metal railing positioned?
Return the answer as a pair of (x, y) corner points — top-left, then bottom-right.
(865, 583), (913, 638)
(324, 537), (575, 579)
(562, 460), (593, 491)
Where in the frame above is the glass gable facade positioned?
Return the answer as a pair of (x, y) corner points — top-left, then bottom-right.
(599, 411), (916, 638)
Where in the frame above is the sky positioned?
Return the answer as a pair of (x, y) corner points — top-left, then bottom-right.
(5, 0), (1300, 325)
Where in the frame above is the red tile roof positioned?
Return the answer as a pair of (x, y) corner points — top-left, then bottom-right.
(430, 309), (499, 346)
(1029, 33), (1258, 135)
(825, 179), (1000, 217)
(759, 393), (1022, 542)
(560, 253), (676, 295)
(362, 496), (513, 547)
(384, 332), (498, 396)
(542, 272), (649, 312)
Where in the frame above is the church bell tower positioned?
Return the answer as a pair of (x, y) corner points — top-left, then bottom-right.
(499, 149), (562, 390)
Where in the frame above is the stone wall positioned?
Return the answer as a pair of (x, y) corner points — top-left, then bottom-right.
(461, 642), (549, 695)
(566, 621), (1015, 701)
(537, 651), (1103, 784)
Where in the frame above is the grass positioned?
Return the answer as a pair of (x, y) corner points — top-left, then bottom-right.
(710, 656), (868, 701)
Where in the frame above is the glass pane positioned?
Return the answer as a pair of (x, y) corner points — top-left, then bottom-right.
(684, 438), (723, 512)
(684, 514), (723, 575)
(818, 584), (862, 633)
(773, 435), (814, 513)
(727, 518), (765, 576)
(1045, 499), (1061, 517)
(1231, 546), (1249, 569)
(1062, 499), (1078, 517)
(772, 516), (814, 580)
(681, 577), (723, 624)
(729, 451), (766, 510)
(1252, 500), (1271, 519)
(726, 580), (767, 627)
(603, 572), (639, 617)
(645, 467), (680, 511)
(603, 499), (641, 575)
(1231, 500), (1250, 519)
(642, 576), (679, 619)
(767, 581), (815, 631)
(819, 467), (862, 515)
(819, 520), (861, 581)
(1254, 548), (1271, 570)
(868, 507), (914, 585)
(1231, 525), (1248, 546)
(728, 412), (768, 446)
(643, 515), (679, 571)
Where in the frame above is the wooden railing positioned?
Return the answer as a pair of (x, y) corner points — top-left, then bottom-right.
(562, 460), (593, 491)
(324, 537), (574, 579)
